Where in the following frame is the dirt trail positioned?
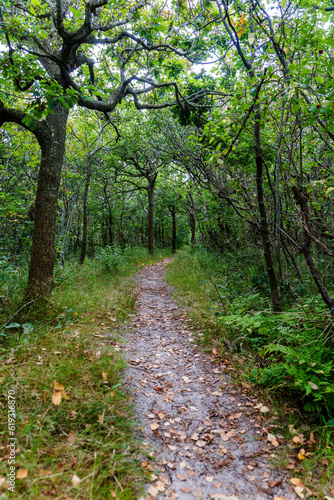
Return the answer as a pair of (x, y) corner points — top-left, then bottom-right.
(124, 261), (297, 500)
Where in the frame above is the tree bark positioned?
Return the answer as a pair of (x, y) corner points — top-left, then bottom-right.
(25, 105), (69, 299)
(79, 156), (92, 265)
(171, 208), (176, 253)
(188, 192), (196, 245)
(292, 186), (334, 314)
(254, 108), (282, 312)
(147, 181), (155, 255)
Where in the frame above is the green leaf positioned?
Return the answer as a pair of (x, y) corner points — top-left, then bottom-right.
(5, 322), (20, 329)
(320, 106), (331, 114)
(249, 87), (257, 97)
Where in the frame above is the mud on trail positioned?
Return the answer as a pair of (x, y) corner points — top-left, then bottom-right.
(124, 261), (297, 500)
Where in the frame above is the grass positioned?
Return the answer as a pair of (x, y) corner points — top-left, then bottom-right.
(165, 246), (334, 499)
(0, 247), (171, 499)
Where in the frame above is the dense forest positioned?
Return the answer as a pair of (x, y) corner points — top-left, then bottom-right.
(0, 0), (334, 498)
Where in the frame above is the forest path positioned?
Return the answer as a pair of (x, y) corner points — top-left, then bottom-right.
(124, 261), (297, 500)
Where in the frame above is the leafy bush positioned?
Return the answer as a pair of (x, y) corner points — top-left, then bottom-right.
(220, 311), (334, 417)
(167, 247), (334, 419)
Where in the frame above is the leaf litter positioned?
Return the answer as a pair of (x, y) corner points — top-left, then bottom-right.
(123, 261), (298, 500)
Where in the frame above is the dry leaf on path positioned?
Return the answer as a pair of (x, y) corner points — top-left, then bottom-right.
(181, 487), (191, 493)
(193, 489), (203, 500)
(150, 422), (160, 431)
(268, 479), (282, 488)
(228, 412), (242, 420)
(267, 433), (279, 447)
(210, 495), (240, 500)
(175, 474), (187, 481)
(148, 485), (159, 497)
(294, 486), (305, 498)
(290, 478), (304, 487)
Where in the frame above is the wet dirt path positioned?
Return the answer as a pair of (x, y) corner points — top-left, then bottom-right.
(124, 261), (297, 500)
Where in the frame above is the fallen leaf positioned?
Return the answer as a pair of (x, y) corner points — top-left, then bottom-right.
(181, 487), (191, 493)
(193, 489), (203, 500)
(294, 486), (305, 498)
(205, 476), (213, 483)
(268, 479), (282, 488)
(71, 474), (81, 487)
(16, 469), (28, 479)
(298, 449), (306, 460)
(290, 478), (304, 487)
(52, 389), (62, 406)
(322, 458), (329, 466)
(307, 381), (319, 390)
(195, 440), (206, 448)
(260, 406), (270, 413)
(148, 485), (159, 497)
(175, 474), (187, 481)
(0, 477), (5, 487)
(267, 433), (279, 447)
(102, 371), (108, 383)
(203, 420), (212, 426)
(210, 495), (240, 500)
(293, 435), (304, 445)
(150, 422), (160, 431)
(214, 482), (223, 488)
(52, 381), (70, 405)
(178, 433), (187, 441)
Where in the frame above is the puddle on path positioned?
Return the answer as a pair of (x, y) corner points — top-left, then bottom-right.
(124, 261), (297, 500)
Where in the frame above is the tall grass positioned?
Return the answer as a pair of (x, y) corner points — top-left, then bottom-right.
(0, 247), (170, 499)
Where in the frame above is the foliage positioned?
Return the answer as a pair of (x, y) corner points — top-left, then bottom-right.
(0, 247), (172, 498)
(166, 247), (334, 419)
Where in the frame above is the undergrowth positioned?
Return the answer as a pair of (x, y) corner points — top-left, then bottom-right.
(166, 246), (334, 498)
(0, 247), (170, 499)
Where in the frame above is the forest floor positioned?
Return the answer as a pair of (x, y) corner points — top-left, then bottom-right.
(123, 260), (300, 500)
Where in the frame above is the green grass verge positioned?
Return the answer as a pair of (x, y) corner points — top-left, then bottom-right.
(0, 247), (170, 499)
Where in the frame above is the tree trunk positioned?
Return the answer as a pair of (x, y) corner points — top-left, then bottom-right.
(292, 186), (334, 314)
(79, 156), (92, 265)
(171, 208), (176, 254)
(254, 108), (282, 312)
(25, 105), (69, 299)
(188, 192), (196, 245)
(147, 182), (155, 255)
